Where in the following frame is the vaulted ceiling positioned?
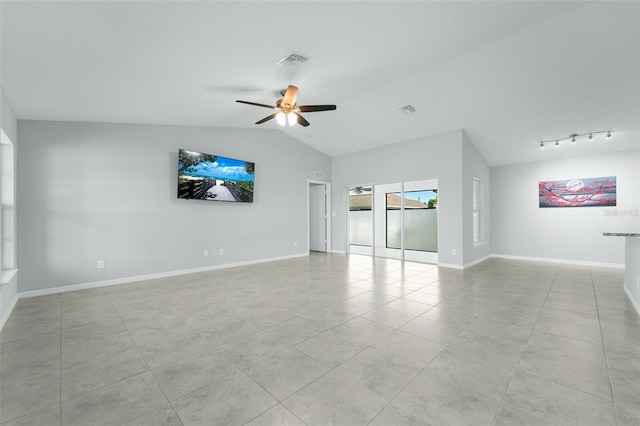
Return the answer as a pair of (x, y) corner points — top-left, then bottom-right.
(1, 1), (638, 166)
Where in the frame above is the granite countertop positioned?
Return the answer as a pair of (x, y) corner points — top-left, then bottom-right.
(602, 231), (640, 237)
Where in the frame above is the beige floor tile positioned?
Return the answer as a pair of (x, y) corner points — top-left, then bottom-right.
(2, 254), (636, 425)
(173, 371), (276, 426)
(283, 371), (388, 425)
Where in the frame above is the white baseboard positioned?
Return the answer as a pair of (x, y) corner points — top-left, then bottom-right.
(19, 253), (308, 299)
(623, 282), (640, 317)
(464, 254), (492, 268)
(12, 251), (628, 302)
(490, 254), (624, 269)
(437, 262), (464, 270)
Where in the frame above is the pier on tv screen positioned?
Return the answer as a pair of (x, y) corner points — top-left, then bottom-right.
(177, 149), (255, 203)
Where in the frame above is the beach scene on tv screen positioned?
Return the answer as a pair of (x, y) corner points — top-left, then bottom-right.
(178, 149), (254, 202)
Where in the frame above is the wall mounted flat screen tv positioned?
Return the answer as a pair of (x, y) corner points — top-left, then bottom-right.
(178, 149), (255, 203)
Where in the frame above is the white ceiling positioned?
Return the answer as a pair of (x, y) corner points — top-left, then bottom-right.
(1, 1), (639, 166)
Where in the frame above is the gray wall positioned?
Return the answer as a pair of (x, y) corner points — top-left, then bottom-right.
(331, 129), (465, 267)
(462, 130), (491, 265)
(491, 150), (640, 264)
(17, 120), (331, 292)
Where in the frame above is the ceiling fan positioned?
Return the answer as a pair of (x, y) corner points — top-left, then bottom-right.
(351, 186), (372, 195)
(236, 85), (336, 127)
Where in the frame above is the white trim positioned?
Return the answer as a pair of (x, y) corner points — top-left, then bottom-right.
(307, 179), (332, 253)
(19, 253), (308, 299)
(0, 268), (19, 331)
(472, 177), (484, 246)
(330, 249), (347, 254)
(624, 282), (640, 317)
(437, 262), (464, 270)
(0, 293), (18, 330)
(1, 268), (18, 284)
(464, 254), (491, 268)
(490, 254), (624, 269)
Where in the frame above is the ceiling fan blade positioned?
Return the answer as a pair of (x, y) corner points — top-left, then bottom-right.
(255, 113), (278, 125)
(298, 104), (337, 112)
(293, 113), (310, 127)
(282, 85), (298, 106)
(236, 100), (276, 109)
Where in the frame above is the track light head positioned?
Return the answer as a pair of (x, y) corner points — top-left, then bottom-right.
(554, 140), (559, 148)
(539, 141), (544, 149)
(606, 131), (612, 139)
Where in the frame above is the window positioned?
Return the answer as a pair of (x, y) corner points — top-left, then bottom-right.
(473, 178), (484, 246)
(1, 130), (16, 270)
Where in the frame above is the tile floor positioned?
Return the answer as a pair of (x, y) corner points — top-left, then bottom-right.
(1, 254), (639, 425)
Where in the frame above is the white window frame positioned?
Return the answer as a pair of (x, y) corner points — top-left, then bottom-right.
(472, 178), (485, 247)
(1, 130), (16, 271)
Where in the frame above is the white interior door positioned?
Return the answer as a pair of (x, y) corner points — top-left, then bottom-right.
(309, 183), (327, 252)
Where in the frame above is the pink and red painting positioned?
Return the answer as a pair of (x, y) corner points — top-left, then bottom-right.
(539, 176), (616, 208)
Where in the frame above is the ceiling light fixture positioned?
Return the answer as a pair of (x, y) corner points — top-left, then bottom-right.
(538, 130), (612, 149)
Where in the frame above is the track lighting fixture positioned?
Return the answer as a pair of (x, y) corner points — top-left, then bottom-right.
(538, 130), (612, 149)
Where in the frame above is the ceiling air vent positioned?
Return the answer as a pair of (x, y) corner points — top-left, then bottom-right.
(399, 105), (416, 115)
(277, 52), (311, 67)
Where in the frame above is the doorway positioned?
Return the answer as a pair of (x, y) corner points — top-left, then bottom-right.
(308, 180), (331, 252)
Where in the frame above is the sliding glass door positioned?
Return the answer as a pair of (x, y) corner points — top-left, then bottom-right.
(401, 179), (438, 263)
(348, 186), (373, 256)
(349, 179), (438, 263)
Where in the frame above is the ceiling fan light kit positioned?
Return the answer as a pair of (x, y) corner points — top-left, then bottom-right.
(538, 130), (612, 149)
(236, 85), (336, 127)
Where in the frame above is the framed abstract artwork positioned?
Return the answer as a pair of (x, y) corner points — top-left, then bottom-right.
(539, 176), (616, 208)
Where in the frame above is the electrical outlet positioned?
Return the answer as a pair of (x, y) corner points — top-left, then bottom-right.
(219, 248), (224, 255)
(294, 241), (298, 247)
(203, 250), (209, 257)
(451, 249), (457, 256)
(97, 260), (105, 269)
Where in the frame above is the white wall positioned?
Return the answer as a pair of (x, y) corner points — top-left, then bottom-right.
(331, 129), (464, 267)
(491, 150), (640, 265)
(17, 120), (331, 292)
(462, 131), (491, 265)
